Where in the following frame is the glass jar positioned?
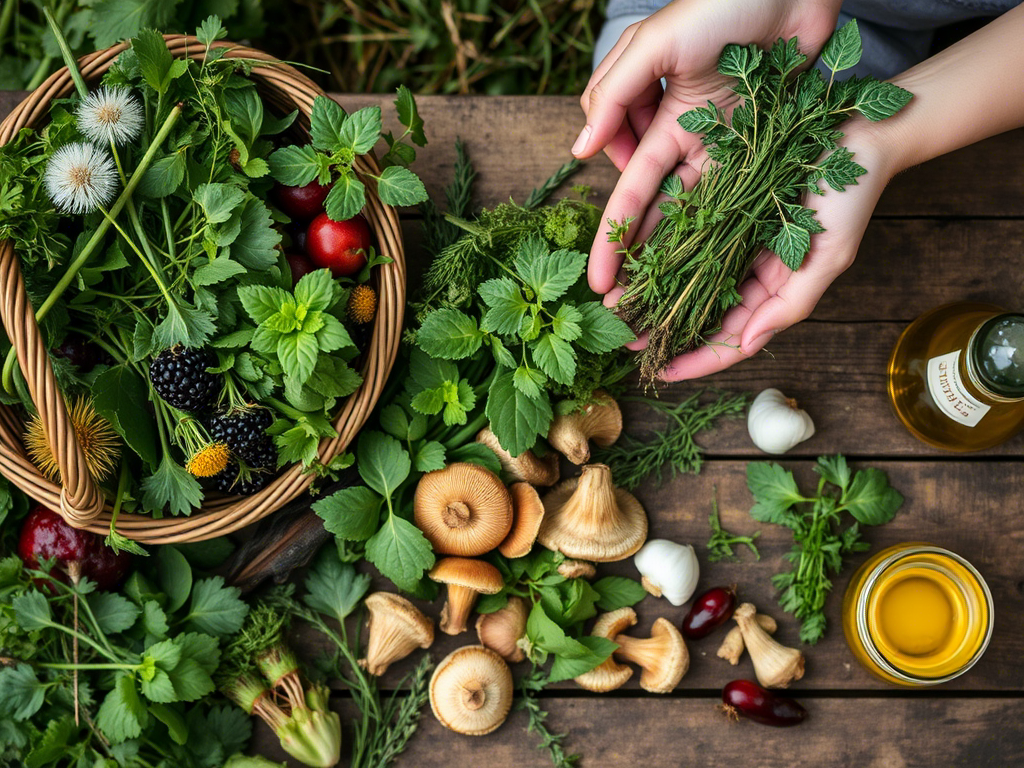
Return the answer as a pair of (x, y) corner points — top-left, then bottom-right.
(842, 543), (993, 686)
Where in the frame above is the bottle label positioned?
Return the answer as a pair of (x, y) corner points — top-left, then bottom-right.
(926, 350), (990, 427)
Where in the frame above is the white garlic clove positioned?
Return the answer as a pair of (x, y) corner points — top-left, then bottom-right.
(633, 539), (699, 606)
(747, 388), (815, 455)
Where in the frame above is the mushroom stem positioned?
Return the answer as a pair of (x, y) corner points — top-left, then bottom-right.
(717, 613), (777, 666)
(733, 603), (804, 688)
(443, 501), (473, 529)
(440, 584), (480, 635)
(612, 618), (689, 694)
(574, 608), (637, 693)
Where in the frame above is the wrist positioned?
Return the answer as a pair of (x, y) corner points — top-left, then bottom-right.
(838, 113), (906, 188)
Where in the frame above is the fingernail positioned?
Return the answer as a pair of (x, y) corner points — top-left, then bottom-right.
(746, 330), (777, 353)
(571, 125), (592, 156)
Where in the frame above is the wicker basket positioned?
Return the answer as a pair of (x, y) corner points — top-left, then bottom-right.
(0, 36), (405, 544)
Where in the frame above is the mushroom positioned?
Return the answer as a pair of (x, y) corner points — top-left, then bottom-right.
(574, 607), (637, 692)
(557, 559), (597, 580)
(718, 613), (778, 665)
(497, 483), (545, 558)
(733, 602), (804, 688)
(547, 391), (622, 464)
(476, 596), (528, 663)
(414, 463), (513, 556)
(613, 618), (689, 693)
(430, 645), (513, 736)
(357, 592), (434, 676)
(429, 557), (505, 635)
(538, 464), (647, 562)
(475, 427), (560, 486)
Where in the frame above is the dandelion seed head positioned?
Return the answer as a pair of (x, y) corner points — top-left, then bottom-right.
(44, 142), (119, 214)
(76, 86), (144, 146)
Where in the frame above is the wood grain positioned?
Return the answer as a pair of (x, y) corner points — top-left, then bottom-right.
(249, 697), (1024, 767)
(288, 460), (1024, 692)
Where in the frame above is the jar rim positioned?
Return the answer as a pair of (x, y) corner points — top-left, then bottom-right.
(854, 545), (993, 685)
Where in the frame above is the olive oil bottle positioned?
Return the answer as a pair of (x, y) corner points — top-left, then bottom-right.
(888, 302), (1024, 451)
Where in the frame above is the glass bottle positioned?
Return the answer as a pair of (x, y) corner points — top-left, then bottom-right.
(887, 302), (1024, 451)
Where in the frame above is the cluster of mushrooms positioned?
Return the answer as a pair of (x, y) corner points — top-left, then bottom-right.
(352, 392), (803, 736)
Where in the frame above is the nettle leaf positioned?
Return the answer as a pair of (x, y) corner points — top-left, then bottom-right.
(194, 183), (246, 224)
(238, 285), (291, 324)
(770, 220), (811, 271)
(375, 165), (428, 207)
(185, 577), (248, 637)
(365, 513), (434, 592)
(821, 19), (862, 74)
(88, 592), (142, 635)
(357, 431), (411, 497)
(531, 333), (576, 386)
(340, 106), (382, 154)
(784, 202), (825, 235)
(395, 85), (427, 147)
(513, 237), (587, 302)
(303, 548), (371, 623)
(817, 147), (866, 192)
(852, 79), (913, 122)
(551, 303), (583, 341)
(324, 173), (366, 222)
(479, 277), (531, 335)
(575, 302), (636, 353)
(309, 96), (347, 153)
(417, 308), (484, 359)
(717, 43), (762, 80)
(268, 144), (319, 187)
(313, 485), (382, 541)
(513, 365), (546, 398)
(485, 369), (553, 456)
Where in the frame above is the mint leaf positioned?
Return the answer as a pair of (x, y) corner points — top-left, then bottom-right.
(142, 454), (203, 517)
(414, 440), (447, 472)
(294, 268), (336, 311)
(238, 285), (291, 325)
(313, 485), (382, 541)
(514, 239), (587, 302)
(485, 369), (553, 456)
(746, 462), (805, 527)
(278, 329), (319, 384)
(268, 144), (319, 187)
(194, 183), (246, 224)
(479, 278), (531, 335)
(96, 674), (148, 744)
(365, 514), (434, 591)
(821, 19), (862, 73)
(357, 431), (411, 497)
(324, 173), (365, 221)
(548, 636), (618, 684)
(185, 577), (248, 637)
(395, 85), (427, 146)
(843, 468), (904, 526)
(303, 548), (372, 623)
(0, 664), (46, 720)
(310, 96), (347, 153)
(592, 576), (648, 611)
(853, 79), (913, 122)
(375, 165), (428, 207)
(531, 333), (576, 386)
(417, 309), (484, 359)
(88, 591), (142, 635)
(340, 106), (381, 154)
(575, 302), (635, 353)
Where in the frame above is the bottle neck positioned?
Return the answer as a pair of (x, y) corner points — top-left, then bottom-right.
(965, 315), (1024, 403)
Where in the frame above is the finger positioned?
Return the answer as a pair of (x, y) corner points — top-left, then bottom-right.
(659, 274), (773, 382)
(581, 22), (641, 114)
(587, 111), (686, 294)
(604, 80), (665, 170)
(603, 120), (639, 172)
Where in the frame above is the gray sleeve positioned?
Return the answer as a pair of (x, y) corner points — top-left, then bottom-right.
(606, 0), (671, 20)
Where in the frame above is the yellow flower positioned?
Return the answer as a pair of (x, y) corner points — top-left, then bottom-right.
(347, 285), (377, 325)
(25, 396), (120, 482)
(186, 442), (231, 478)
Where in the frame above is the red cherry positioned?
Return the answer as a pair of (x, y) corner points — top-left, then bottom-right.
(18, 505), (132, 590)
(305, 213), (371, 278)
(273, 180), (331, 221)
(286, 252), (318, 286)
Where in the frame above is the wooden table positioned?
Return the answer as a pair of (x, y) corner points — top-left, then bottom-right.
(7, 91), (1023, 766)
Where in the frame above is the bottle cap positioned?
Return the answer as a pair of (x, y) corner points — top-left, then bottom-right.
(970, 314), (1024, 399)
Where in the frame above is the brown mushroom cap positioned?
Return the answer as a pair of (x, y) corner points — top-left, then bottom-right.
(538, 464), (647, 562)
(547, 392), (622, 464)
(414, 463), (513, 556)
(497, 482), (546, 558)
(430, 645), (514, 736)
(358, 592), (434, 676)
(476, 595), (528, 663)
(476, 427), (560, 486)
(429, 557), (505, 635)
(557, 559), (597, 580)
(613, 617), (689, 693)
(574, 607), (637, 692)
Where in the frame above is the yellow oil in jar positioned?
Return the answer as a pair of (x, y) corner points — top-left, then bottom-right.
(843, 544), (992, 685)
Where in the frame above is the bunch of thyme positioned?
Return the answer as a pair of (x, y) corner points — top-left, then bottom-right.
(614, 22), (912, 382)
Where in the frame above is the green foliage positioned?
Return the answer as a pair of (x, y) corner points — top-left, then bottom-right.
(616, 26), (913, 381)
(747, 455), (904, 643)
(706, 490), (761, 562)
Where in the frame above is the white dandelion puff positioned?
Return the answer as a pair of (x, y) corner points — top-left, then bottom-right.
(76, 86), (144, 146)
(44, 142), (119, 215)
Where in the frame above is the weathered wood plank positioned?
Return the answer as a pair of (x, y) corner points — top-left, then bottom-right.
(289, 460), (1024, 692)
(249, 697), (1024, 767)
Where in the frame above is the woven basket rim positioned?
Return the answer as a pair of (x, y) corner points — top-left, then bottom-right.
(0, 35), (406, 543)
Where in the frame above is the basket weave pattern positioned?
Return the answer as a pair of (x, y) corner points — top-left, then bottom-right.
(0, 36), (405, 543)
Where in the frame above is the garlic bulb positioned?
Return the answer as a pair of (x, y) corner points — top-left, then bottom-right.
(747, 388), (815, 455)
(633, 539), (699, 606)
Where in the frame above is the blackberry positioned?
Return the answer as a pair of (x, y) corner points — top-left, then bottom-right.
(206, 407), (273, 459)
(211, 462), (271, 496)
(239, 436), (277, 470)
(149, 347), (217, 412)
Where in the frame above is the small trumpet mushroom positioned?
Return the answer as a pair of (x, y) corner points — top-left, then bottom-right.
(613, 617), (689, 694)
(476, 427), (560, 485)
(733, 603), (805, 688)
(358, 593), (434, 676)
(429, 557), (505, 635)
(547, 392), (622, 464)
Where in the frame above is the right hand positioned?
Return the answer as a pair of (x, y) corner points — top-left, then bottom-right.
(576, 0), (843, 306)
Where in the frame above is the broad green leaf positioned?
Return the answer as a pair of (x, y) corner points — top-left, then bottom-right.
(551, 303), (583, 341)
(340, 106), (381, 154)
(414, 440), (447, 473)
(478, 277), (531, 335)
(313, 485), (382, 541)
(531, 332), (576, 386)
(309, 96), (347, 153)
(0, 664), (46, 720)
(268, 144), (319, 187)
(294, 268), (336, 311)
(237, 285), (291, 325)
(375, 165), (428, 207)
(365, 513), (434, 591)
(196, 15), (226, 46)
(148, 702), (188, 745)
(185, 577), (248, 637)
(821, 19), (862, 74)
(417, 308), (484, 359)
(843, 468), (904, 526)
(513, 238), (587, 302)
(547, 636), (618, 683)
(303, 547), (372, 623)
(156, 545), (192, 613)
(91, 0), (180, 48)
(512, 365), (546, 398)
(379, 404), (410, 440)
(575, 302), (635, 353)
(277, 329), (319, 384)
(324, 173), (366, 221)
(592, 576), (648, 611)
(142, 455), (203, 517)
(447, 443), (502, 474)
(194, 183), (246, 224)
(12, 591), (52, 631)
(92, 365), (159, 467)
(139, 152), (185, 198)
(746, 462), (805, 527)
(814, 454), (851, 491)
(228, 197), (281, 270)
(88, 591), (142, 634)
(356, 431), (411, 496)
(224, 86), (264, 147)
(853, 79), (914, 122)
(194, 256), (246, 287)
(24, 714), (74, 766)
(485, 370), (552, 457)
(96, 674), (148, 744)
(133, 28), (173, 94)
(395, 85), (427, 146)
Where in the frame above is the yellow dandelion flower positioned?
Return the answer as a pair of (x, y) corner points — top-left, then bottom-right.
(186, 442), (231, 478)
(347, 284), (377, 325)
(25, 396), (120, 482)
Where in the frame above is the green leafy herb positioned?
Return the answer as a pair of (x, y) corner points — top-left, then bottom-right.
(518, 668), (580, 768)
(747, 454), (904, 643)
(707, 489), (761, 562)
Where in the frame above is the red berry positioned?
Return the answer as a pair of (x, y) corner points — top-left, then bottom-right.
(306, 213), (371, 278)
(286, 252), (317, 286)
(18, 505), (132, 590)
(273, 180), (331, 221)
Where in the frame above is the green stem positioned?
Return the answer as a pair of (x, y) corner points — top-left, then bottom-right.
(42, 2), (85, 98)
(0, 0), (16, 47)
(2, 105), (182, 393)
(39, 662), (138, 671)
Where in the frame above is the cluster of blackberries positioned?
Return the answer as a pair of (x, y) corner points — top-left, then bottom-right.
(148, 347), (277, 496)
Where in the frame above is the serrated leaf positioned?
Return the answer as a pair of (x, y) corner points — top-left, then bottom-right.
(309, 96), (347, 152)
(185, 577), (248, 637)
(747, 462), (805, 527)
(717, 43), (762, 79)
(142, 455), (203, 517)
(375, 165), (428, 207)
(531, 332), (576, 386)
(551, 303), (583, 341)
(395, 85), (426, 146)
(357, 431), (411, 497)
(512, 365), (546, 398)
(340, 106), (381, 154)
(228, 197), (281, 270)
(268, 144), (319, 187)
(768, 36), (807, 77)
(92, 365), (159, 467)
(513, 238), (587, 302)
(303, 547), (371, 623)
(133, 28), (173, 94)
(89, 591), (142, 634)
(853, 78), (913, 122)
(365, 513), (434, 591)
(96, 674), (147, 744)
(769, 220), (811, 271)
(843, 467), (904, 526)
(194, 257), (247, 287)
(194, 183), (246, 224)
(324, 173), (366, 221)
(479, 277), (531, 335)
(814, 454), (851, 490)
(821, 19), (862, 73)
(313, 485), (382, 541)
(0, 664), (46, 720)
(414, 441), (447, 472)
(485, 369), (552, 456)
(575, 302), (635, 353)
(818, 147), (866, 192)
(139, 152), (185, 198)
(417, 308), (484, 359)
(13, 591), (52, 631)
